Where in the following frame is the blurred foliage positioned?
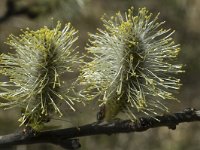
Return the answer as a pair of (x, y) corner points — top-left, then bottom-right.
(0, 0), (200, 150)
(1, 0), (90, 20)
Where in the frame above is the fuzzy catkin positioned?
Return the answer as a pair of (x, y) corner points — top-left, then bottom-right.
(0, 22), (82, 130)
(80, 7), (184, 121)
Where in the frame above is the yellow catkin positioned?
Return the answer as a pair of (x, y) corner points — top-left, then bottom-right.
(0, 21), (82, 130)
(80, 7), (184, 122)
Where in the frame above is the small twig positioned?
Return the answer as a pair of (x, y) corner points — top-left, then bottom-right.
(0, 0), (38, 23)
(0, 126), (80, 150)
(0, 108), (200, 149)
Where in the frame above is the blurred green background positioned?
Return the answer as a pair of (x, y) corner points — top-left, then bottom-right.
(0, 0), (200, 150)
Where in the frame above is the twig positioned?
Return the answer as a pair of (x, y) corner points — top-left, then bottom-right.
(0, 126), (80, 149)
(0, 108), (200, 149)
(0, 0), (38, 23)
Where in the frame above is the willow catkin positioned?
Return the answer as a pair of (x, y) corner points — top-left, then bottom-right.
(80, 7), (184, 121)
(0, 21), (82, 130)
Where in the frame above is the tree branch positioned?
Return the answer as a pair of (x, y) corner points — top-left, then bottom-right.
(0, 0), (40, 23)
(0, 108), (200, 149)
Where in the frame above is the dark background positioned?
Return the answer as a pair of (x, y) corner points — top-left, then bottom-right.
(0, 0), (200, 150)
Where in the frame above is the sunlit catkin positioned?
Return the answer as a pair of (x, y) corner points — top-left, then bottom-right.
(80, 7), (184, 121)
(0, 21), (82, 130)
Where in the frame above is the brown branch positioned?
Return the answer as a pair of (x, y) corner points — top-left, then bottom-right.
(0, 126), (80, 149)
(0, 108), (200, 149)
(0, 0), (41, 23)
